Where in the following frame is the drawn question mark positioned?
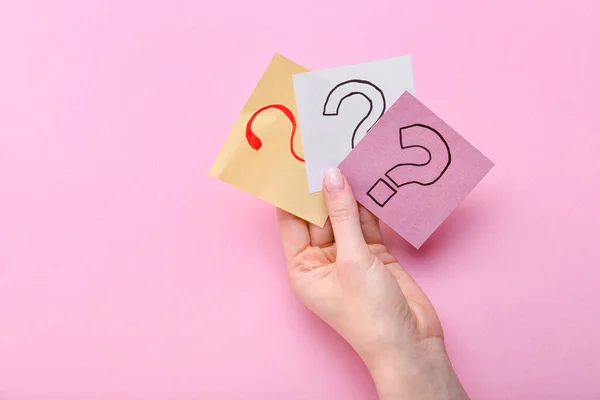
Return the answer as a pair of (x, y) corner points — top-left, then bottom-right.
(245, 104), (304, 162)
(367, 124), (451, 207)
(322, 79), (386, 148)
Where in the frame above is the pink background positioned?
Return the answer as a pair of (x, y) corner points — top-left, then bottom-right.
(1, 0), (599, 399)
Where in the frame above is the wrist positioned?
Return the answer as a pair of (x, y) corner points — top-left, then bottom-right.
(365, 338), (469, 400)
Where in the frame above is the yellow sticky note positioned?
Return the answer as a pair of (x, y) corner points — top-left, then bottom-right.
(209, 54), (328, 227)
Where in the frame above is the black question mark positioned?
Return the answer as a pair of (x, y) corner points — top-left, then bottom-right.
(322, 79), (386, 148)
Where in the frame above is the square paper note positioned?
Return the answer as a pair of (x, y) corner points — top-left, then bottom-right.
(293, 55), (414, 193)
(339, 92), (494, 248)
(209, 54), (328, 227)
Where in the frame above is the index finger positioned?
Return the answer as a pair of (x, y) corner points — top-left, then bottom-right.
(276, 208), (310, 264)
(358, 205), (382, 244)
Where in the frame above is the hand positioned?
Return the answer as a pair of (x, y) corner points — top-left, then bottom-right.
(277, 168), (468, 400)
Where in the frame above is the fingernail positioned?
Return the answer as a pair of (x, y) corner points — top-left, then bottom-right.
(324, 168), (344, 193)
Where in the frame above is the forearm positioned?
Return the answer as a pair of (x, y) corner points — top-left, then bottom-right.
(366, 338), (469, 400)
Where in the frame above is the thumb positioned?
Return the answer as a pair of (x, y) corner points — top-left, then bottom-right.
(323, 168), (369, 258)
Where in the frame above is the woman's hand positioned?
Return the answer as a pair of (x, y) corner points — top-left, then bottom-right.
(277, 168), (468, 400)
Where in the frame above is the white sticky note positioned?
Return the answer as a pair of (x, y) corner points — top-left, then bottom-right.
(293, 55), (415, 193)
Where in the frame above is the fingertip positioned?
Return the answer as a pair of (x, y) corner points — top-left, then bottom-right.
(276, 207), (293, 221)
(323, 167), (345, 194)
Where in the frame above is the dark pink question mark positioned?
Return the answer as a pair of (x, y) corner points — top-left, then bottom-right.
(367, 124), (451, 207)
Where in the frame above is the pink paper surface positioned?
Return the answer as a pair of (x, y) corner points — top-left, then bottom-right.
(1, 1), (600, 399)
(339, 92), (494, 248)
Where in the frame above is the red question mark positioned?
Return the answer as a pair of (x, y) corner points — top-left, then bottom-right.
(245, 104), (304, 163)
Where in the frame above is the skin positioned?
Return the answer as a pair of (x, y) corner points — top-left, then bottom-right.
(277, 168), (469, 400)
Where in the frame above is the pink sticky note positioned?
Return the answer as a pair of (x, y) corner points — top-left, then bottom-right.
(338, 92), (494, 249)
